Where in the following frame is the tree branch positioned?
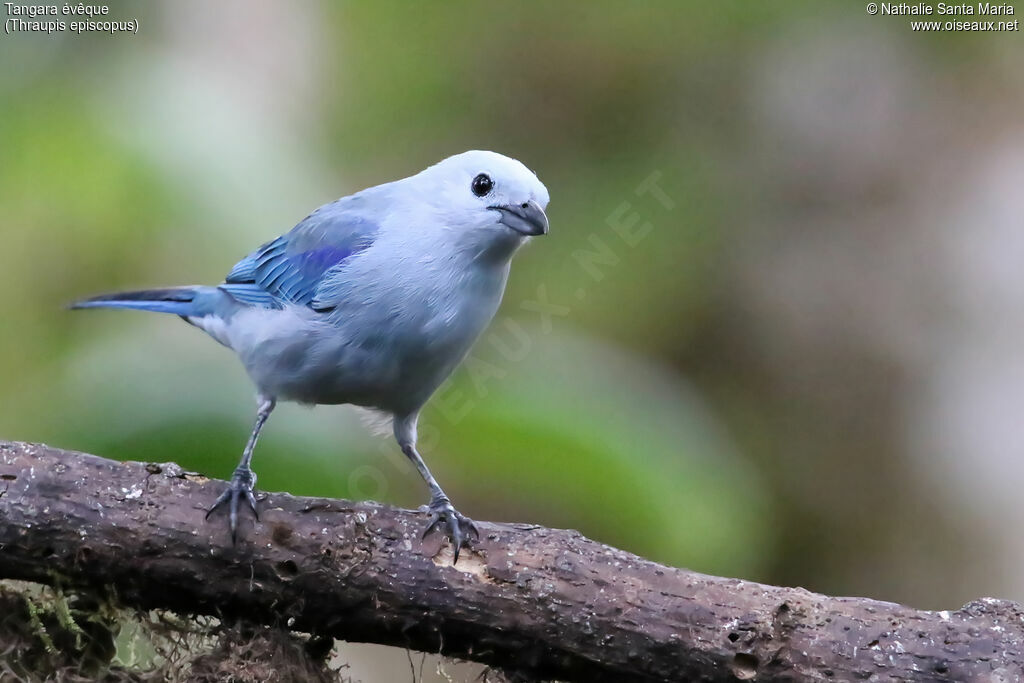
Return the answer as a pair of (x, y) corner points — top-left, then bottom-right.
(0, 441), (1021, 681)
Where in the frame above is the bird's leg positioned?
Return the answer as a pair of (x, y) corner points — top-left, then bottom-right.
(401, 442), (479, 561)
(206, 395), (276, 542)
(394, 415), (478, 562)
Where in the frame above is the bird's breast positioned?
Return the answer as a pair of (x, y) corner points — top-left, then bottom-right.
(240, 258), (511, 412)
(346, 262), (509, 407)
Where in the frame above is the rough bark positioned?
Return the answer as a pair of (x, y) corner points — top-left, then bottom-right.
(0, 440), (1022, 682)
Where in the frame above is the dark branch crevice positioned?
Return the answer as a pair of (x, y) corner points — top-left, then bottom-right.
(0, 441), (1022, 682)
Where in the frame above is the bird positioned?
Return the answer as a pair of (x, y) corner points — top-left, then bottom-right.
(71, 150), (550, 561)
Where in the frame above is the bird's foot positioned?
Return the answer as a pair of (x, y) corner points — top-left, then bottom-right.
(422, 498), (479, 564)
(205, 465), (259, 543)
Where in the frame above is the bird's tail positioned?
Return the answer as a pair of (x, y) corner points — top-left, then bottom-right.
(69, 287), (202, 316)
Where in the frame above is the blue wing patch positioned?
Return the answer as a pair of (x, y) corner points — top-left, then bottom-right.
(221, 196), (379, 310)
(218, 283), (281, 309)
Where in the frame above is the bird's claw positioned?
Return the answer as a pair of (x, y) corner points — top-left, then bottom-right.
(206, 466), (259, 543)
(422, 500), (479, 564)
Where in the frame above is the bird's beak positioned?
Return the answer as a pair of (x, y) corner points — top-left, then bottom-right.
(491, 200), (549, 236)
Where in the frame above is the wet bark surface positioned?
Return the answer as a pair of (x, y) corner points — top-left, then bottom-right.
(0, 441), (1022, 682)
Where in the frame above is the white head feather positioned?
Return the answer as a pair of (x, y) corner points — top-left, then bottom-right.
(380, 150), (550, 261)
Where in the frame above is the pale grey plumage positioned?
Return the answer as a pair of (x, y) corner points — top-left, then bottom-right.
(71, 150), (550, 558)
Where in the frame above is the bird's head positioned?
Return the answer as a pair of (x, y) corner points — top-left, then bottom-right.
(405, 150), (550, 260)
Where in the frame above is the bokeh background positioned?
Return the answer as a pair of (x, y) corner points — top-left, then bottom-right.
(3, 1), (1024, 679)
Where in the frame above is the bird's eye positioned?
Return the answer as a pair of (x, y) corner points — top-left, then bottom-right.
(471, 173), (494, 197)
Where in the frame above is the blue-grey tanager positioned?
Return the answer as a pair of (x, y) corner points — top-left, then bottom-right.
(72, 150), (550, 559)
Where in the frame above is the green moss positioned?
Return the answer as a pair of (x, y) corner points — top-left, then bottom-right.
(0, 580), (344, 682)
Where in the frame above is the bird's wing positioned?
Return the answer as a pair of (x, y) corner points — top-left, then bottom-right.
(222, 196), (380, 310)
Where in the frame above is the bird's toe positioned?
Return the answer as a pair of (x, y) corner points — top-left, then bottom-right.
(206, 466), (260, 543)
(423, 500), (477, 563)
